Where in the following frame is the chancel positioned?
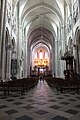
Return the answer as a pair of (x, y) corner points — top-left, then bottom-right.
(0, 0), (80, 120)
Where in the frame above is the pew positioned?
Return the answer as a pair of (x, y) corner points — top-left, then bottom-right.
(0, 77), (38, 95)
(45, 77), (80, 93)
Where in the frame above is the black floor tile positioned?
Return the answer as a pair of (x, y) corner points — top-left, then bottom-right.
(36, 102), (46, 105)
(0, 105), (8, 109)
(68, 99), (76, 101)
(49, 95), (53, 97)
(63, 95), (70, 97)
(16, 115), (33, 120)
(70, 93), (76, 95)
(5, 109), (18, 115)
(65, 109), (79, 115)
(50, 105), (60, 110)
(1, 97), (7, 99)
(6, 99), (14, 102)
(55, 93), (60, 95)
(0, 94), (3, 96)
(23, 105), (34, 110)
(76, 97), (80, 100)
(19, 97), (26, 99)
(57, 97), (64, 99)
(35, 110), (48, 115)
(48, 99), (56, 102)
(13, 102), (23, 105)
(27, 99), (34, 102)
(52, 115), (68, 120)
(60, 102), (69, 105)
(75, 105), (80, 108)
(39, 95), (45, 97)
(12, 95), (19, 97)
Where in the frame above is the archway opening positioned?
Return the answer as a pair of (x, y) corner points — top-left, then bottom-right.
(75, 29), (80, 74)
(30, 44), (51, 77)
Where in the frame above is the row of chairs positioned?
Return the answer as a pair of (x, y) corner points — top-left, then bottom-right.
(0, 77), (38, 95)
(45, 77), (80, 93)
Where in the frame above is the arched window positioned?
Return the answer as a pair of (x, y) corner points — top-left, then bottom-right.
(39, 50), (43, 59)
(45, 52), (48, 59)
(34, 52), (37, 59)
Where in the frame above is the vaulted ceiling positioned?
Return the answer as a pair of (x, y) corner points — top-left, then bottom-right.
(12, 0), (70, 51)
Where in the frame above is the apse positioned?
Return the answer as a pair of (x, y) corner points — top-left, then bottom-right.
(31, 43), (51, 76)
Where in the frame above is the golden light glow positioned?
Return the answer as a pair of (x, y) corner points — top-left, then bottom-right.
(34, 58), (49, 67)
(33, 48), (49, 68)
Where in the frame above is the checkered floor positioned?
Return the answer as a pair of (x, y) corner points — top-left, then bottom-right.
(0, 80), (80, 120)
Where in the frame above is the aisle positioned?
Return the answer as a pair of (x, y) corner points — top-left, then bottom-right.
(0, 80), (80, 120)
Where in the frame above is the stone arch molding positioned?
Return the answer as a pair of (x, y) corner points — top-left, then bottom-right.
(5, 28), (11, 50)
(74, 27), (80, 74)
(68, 37), (73, 52)
(75, 27), (80, 45)
(27, 25), (56, 41)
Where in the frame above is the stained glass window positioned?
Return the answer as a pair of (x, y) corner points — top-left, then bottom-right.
(45, 52), (48, 59)
(39, 50), (43, 59)
(34, 52), (37, 59)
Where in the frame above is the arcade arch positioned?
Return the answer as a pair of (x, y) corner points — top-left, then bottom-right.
(75, 28), (80, 74)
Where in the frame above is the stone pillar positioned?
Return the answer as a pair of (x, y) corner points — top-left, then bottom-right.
(59, 2), (67, 78)
(27, 46), (30, 77)
(55, 39), (58, 77)
(16, 1), (20, 79)
(51, 37), (55, 77)
(0, 0), (7, 80)
(23, 40), (27, 78)
(56, 26), (61, 77)
(9, 50), (12, 79)
(6, 47), (12, 79)
(73, 45), (78, 73)
(23, 42), (25, 78)
(78, 0), (80, 12)
(76, 46), (80, 74)
(0, 0), (6, 80)
(50, 53), (52, 75)
(64, 2), (67, 50)
(57, 40), (60, 77)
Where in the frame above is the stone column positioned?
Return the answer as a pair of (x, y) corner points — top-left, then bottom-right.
(76, 46), (80, 74)
(0, 0), (6, 79)
(64, 2), (67, 50)
(56, 26), (61, 77)
(51, 37), (55, 77)
(27, 46), (30, 77)
(23, 40), (27, 78)
(6, 44), (12, 80)
(16, 1), (20, 79)
(59, 2), (67, 78)
(50, 53), (52, 76)
(73, 45), (79, 73)
(78, 0), (80, 12)
(8, 50), (12, 79)
(1, 0), (7, 80)
(55, 39), (58, 77)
